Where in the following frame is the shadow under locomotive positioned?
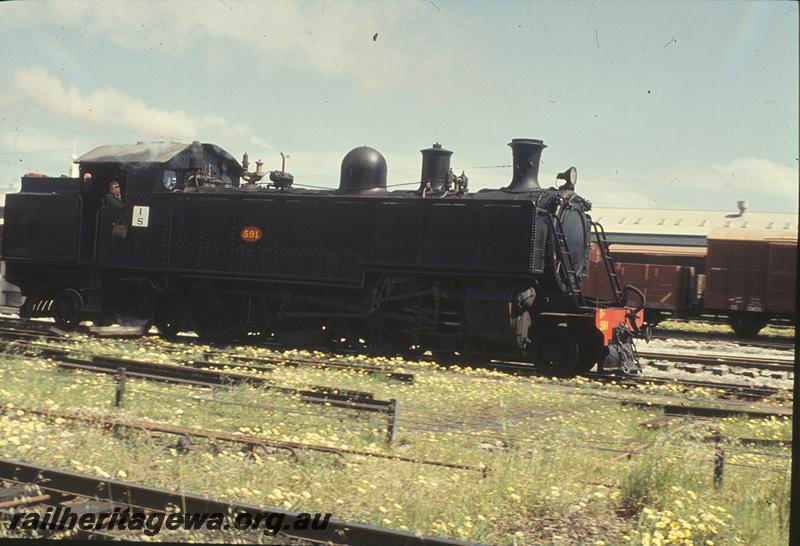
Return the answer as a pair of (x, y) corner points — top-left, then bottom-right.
(1, 138), (648, 376)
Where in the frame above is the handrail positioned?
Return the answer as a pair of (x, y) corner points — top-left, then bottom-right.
(548, 213), (584, 307)
(591, 221), (624, 305)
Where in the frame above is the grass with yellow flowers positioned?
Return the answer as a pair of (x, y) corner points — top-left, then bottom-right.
(0, 331), (792, 545)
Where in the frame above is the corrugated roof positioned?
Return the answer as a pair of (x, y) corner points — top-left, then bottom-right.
(591, 207), (798, 236)
(708, 228), (797, 242)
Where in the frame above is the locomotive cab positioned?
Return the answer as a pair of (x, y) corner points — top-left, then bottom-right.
(1, 141), (243, 325)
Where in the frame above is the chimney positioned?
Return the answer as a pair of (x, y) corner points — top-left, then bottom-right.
(418, 142), (453, 192)
(506, 138), (546, 192)
(737, 200), (746, 215)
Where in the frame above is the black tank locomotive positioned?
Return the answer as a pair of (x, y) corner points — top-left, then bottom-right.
(1, 138), (645, 375)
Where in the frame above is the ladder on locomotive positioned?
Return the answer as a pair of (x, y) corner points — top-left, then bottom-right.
(591, 221), (625, 305)
(548, 214), (586, 308)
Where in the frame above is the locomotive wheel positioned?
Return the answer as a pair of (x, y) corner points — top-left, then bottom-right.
(576, 328), (605, 373)
(243, 298), (277, 341)
(52, 289), (83, 331)
(729, 313), (769, 337)
(153, 291), (183, 338)
(529, 325), (580, 376)
(356, 317), (408, 356)
(189, 293), (251, 342)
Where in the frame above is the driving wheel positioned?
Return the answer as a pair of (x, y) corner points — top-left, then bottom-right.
(52, 289), (83, 331)
(189, 293), (251, 342)
(153, 291), (183, 338)
(529, 325), (580, 376)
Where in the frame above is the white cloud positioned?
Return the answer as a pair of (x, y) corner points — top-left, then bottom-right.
(582, 158), (799, 212)
(3, 66), (270, 154)
(709, 157), (799, 199)
(26, 0), (474, 100)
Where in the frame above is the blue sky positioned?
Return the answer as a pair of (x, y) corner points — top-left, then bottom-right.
(1, 0), (797, 212)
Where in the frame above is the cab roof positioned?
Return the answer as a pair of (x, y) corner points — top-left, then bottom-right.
(75, 141), (239, 165)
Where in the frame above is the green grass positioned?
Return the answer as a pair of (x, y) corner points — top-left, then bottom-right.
(0, 332), (793, 545)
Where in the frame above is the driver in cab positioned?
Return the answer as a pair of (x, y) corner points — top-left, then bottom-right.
(105, 180), (125, 209)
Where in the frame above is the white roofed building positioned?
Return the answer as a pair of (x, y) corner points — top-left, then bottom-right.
(590, 205), (798, 247)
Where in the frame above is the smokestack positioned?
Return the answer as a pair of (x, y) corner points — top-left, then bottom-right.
(506, 138), (546, 192)
(419, 142), (453, 192)
(737, 200), (746, 215)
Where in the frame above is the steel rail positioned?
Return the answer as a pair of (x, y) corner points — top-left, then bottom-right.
(650, 330), (795, 351)
(0, 317), (60, 332)
(638, 350), (795, 372)
(582, 371), (792, 402)
(32, 349), (394, 413)
(0, 330), (416, 384)
(4, 406), (487, 475)
(7, 338), (790, 407)
(204, 351), (415, 382)
(621, 400), (792, 420)
(0, 457), (476, 546)
(0, 328), (62, 341)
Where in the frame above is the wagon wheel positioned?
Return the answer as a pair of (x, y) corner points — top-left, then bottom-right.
(529, 325), (580, 376)
(52, 289), (83, 331)
(729, 313), (769, 337)
(189, 293), (251, 342)
(153, 291), (183, 338)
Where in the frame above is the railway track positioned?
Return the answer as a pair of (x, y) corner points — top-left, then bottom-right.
(429, 356), (793, 404)
(1, 405), (487, 475)
(658, 316), (796, 330)
(1, 317), (793, 400)
(0, 319), (417, 384)
(7, 336), (792, 407)
(638, 350), (795, 373)
(0, 457), (473, 545)
(30, 349), (396, 414)
(651, 330), (795, 351)
(621, 400), (792, 420)
(582, 372), (792, 402)
(203, 351), (415, 382)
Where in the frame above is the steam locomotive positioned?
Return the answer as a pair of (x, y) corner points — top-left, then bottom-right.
(1, 138), (646, 375)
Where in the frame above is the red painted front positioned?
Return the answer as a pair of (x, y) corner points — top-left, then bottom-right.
(594, 308), (644, 345)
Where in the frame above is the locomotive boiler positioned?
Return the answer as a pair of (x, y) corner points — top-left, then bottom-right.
(1, 138), (646, 375)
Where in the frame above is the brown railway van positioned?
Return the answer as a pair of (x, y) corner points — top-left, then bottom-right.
(705, 229), (797, 316)
(583, 229), (796, 336)
(584, 244), (703, 313)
